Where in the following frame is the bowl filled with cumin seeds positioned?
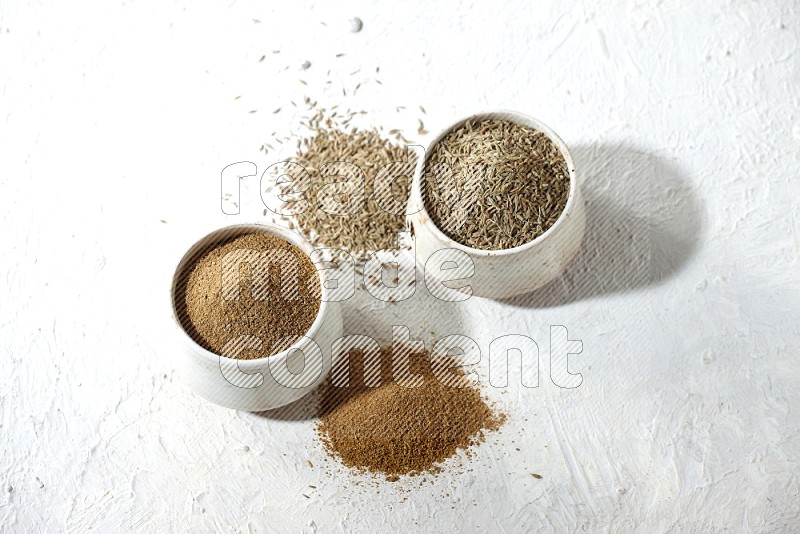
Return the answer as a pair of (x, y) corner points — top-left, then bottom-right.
(170, 223), (342, 411)
(407, 111), (587, 299)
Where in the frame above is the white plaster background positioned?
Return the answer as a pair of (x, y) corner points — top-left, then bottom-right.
(1, 0), (799, 532)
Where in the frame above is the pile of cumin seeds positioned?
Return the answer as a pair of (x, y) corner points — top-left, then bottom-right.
(177, 232), (321, 359)
(316, 346), (505, 478)
(274, 110), (417, 260)
(422, 118), (571, 250)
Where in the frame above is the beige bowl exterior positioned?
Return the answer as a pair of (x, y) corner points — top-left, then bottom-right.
(407, 111), (586, 299)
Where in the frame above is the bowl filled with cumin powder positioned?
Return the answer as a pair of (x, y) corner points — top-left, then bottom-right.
(170, 223), (342, 411)
(407, 111), (586, 299)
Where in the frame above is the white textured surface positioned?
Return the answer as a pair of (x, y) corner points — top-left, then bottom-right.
(1, 0), (799, 532)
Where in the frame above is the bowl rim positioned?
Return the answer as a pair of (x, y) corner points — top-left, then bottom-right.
(169, 222), (330, 371)
(409, 109), (579, 257)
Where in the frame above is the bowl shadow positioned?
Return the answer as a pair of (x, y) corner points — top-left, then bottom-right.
(502, 143), (704, 308)
(249, 388), (320, 421)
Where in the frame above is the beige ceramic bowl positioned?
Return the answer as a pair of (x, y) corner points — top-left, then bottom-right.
(406, 110), (586, 299)
(169, 223), (342, 411)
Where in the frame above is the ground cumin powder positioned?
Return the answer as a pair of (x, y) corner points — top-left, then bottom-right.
(317, 346), (505, 477)
(177, 232), (320, 359)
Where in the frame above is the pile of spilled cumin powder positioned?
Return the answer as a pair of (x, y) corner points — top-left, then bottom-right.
(423, 118), (571, 250)
(177, 232), (321, 359)
(316, 346), (505, 478)
(273, 110), (417, 260)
